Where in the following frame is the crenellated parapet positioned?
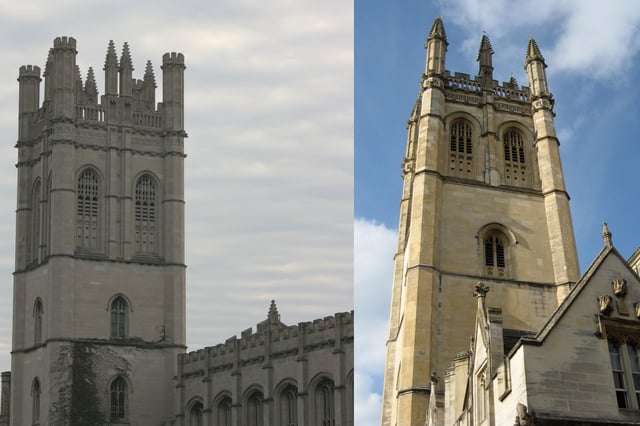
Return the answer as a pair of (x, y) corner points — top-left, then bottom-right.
(178, 309), (354, 374)
(175, 306), (354, 425)
(17, 37), (186, 141)
(422, 70), (532, 115)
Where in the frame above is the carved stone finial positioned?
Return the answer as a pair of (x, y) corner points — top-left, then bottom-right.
(603, 222), (612, 247)
(598, 295), (613, 315)
(430, 370), (440, 385)
(474, 282), (490, 298)
(613, 278), (627, 297)
(514, 403), (536, 425)
(268, 299), (280, 323)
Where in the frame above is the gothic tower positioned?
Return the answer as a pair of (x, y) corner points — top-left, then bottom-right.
(11, 37), (186, 425)
(380, 19), (580, 425)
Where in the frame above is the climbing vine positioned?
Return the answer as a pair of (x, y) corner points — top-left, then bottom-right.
(49, 342), (131, 426)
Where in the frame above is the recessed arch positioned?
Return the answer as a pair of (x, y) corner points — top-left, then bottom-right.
(275, 378), (298, 426)
(186, 396), (204, 426)
(33, 297), (44, 344)
(213, 391), (233, 426)
(108, 375), (130, 420)
(242, 385), (264, 426)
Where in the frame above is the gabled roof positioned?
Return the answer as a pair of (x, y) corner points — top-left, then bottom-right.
(509, 241), (640, 355)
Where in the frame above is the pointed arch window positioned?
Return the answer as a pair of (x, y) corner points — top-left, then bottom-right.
(134, 174), (157, 254)
(279, 384), (298, 426)
(110, 377), (127, 419)
(189, 401), (203, 426)
(77, 169), (100, 250)
(246, 390), (263, 426)
(32, 378), (41, 424)
(314, 379), (335, 426)
(217, 396), (232, 426)
(484, 231), (507, 277)
(110, 296), (128, 339)
(449, 119), (473, 178)
(34, 298), (43, 345)
(503, 129), (528, 186)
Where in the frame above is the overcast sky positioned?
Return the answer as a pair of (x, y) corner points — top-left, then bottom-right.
(0, 0), (353, 378)
(355, 1), (640, 424)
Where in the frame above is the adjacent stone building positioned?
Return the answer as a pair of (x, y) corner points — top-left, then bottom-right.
(177, 302), (353, 426)
(0, 37), (353, 426)
(445, 228), (640, 425)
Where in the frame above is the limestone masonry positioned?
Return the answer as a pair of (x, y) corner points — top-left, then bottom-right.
(378, 16), (640, 426)
(0, 37), (353, 426)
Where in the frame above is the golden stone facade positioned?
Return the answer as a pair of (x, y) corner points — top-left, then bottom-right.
(381, 18), (580, 426)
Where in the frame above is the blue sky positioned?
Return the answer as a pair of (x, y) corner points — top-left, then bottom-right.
(354, 1), (640, 424)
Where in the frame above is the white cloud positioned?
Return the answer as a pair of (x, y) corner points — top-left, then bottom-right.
(441, 0), (640, 79)
(354, 218), (396, 426)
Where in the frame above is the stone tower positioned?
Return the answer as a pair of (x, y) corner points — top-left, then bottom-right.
(10, 37), (186, 425)
(380, 19), (580, 425)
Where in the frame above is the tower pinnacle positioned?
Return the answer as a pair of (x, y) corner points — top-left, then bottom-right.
(525, 38), (546, 66)
(477, 34), (494, 88)
(424, 17), (448, 76)
(427, 17), (447, 43)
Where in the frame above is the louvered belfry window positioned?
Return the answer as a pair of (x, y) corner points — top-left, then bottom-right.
(484, 233), (506, 277)
(135, 174), (157, 254)
(449, 119), (473, 178)
(77, 169), (99, 249)
(503, 129), (528, 186)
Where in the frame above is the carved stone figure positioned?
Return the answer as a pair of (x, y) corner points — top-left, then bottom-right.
(598, 295), (613, 315)
(514, 403), (536, 426)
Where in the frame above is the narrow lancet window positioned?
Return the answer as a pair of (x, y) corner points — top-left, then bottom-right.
(76, 169), (100, 250)
(134, 174), (157, 254)
(110, 296), (128, 338)
(110, 377), (127, 419)
(503, 129), (528, 186)
(449, 119), (473, 178)
(315, 379), (335, 426)
(484, 232), (506, 277)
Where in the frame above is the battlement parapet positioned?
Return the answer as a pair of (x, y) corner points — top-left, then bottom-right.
(162, 52), (185, 66)
(18, 65), (41, 79)
(179, 311), (354, 368)
(441, 70), (531, 103)
(53, 36), (76, 50)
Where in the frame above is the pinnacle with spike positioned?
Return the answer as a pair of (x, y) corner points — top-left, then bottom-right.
(85, 67), (98, 96)
(120, 42), (133, 71)
(104, 40), (118, 70)
(427, 17), (447, 43)
(144, 60), (157, 88)
(525, 38), (545, 65)
(268, 300), (280, 322)
(477, 34), (494, 60)
(602, 222), (612, 247)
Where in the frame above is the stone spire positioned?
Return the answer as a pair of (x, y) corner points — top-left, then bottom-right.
(524, 38), (550, 100)
(602, 222), (613, 247)
(477, 34), (494, 88)
(85, 67), (98, 104)
(104, 40), (118, 95)
(119, 42), (133, 96)
(143, 60), (157, 108)
(268, 299), (280, 323)
(75, 65), (83, 93)
(525, 38), (545, 65)
(427, 17), (447, 43)
(424, 17), (448, 75)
